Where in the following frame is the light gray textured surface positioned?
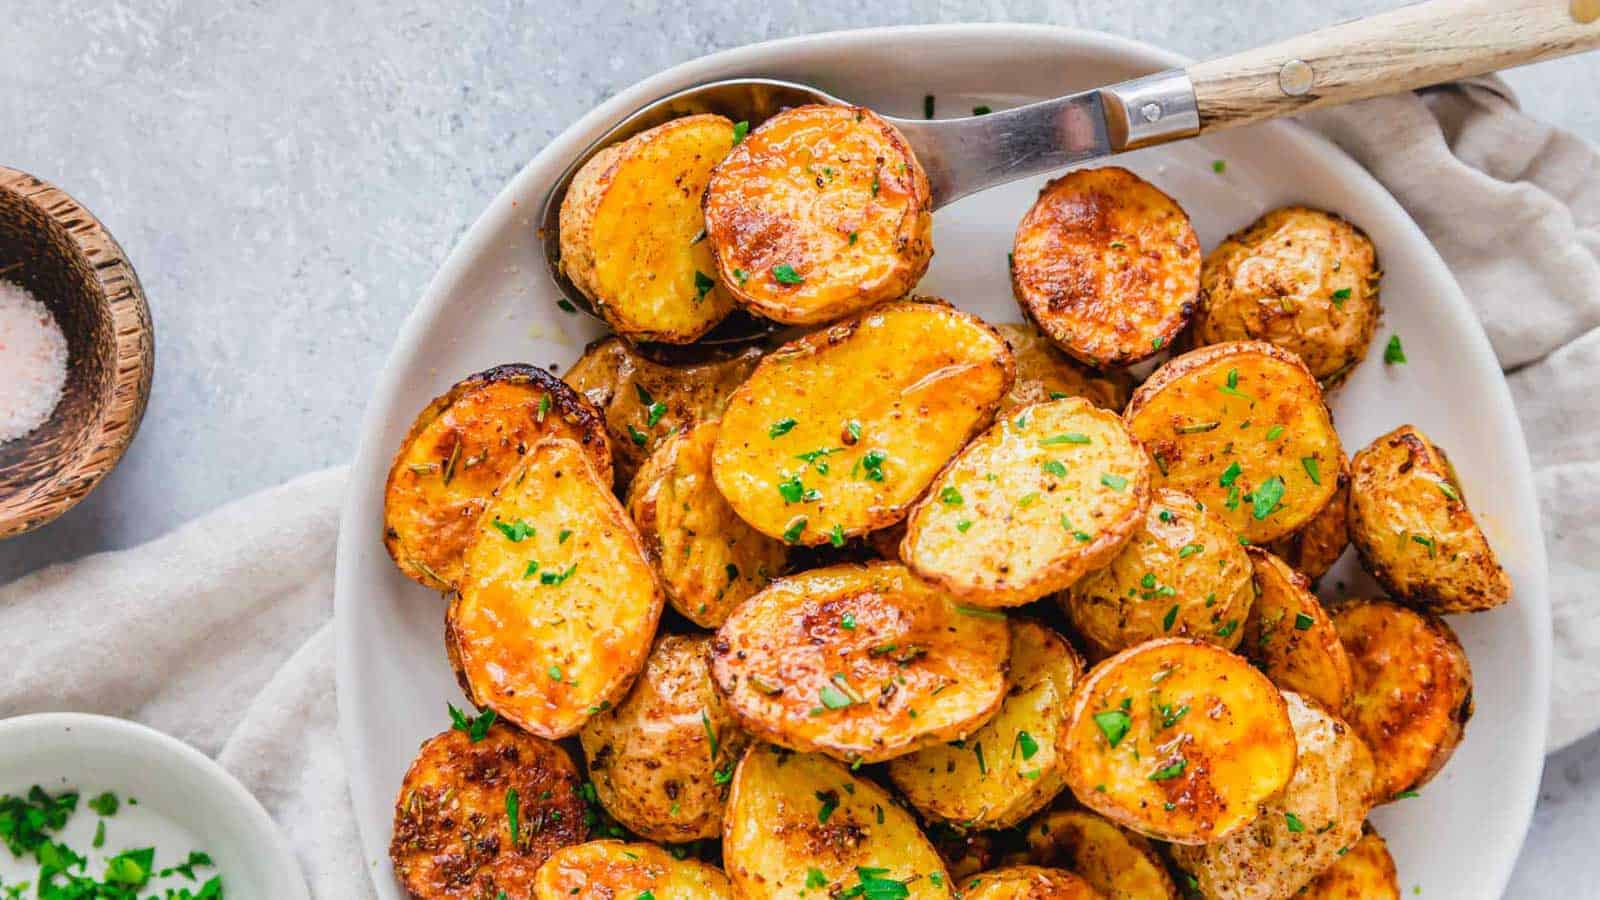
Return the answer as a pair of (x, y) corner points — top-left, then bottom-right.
(1, 1), (1596, 894)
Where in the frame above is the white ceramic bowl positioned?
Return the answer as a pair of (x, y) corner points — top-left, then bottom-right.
(0, 713), (308, 899)
(336, 24), (1549, 899)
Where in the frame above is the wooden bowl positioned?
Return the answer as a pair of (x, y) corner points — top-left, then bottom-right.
(0, 166), (153, 538)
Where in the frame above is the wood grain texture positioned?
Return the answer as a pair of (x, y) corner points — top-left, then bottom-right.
(0, 166), (153, 538)
(1190, 0), (1600, 132)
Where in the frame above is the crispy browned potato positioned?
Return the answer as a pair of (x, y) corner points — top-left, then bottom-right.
(627, 421), (788, 628)
(578, 634), (750, 843)
(1241, 548), (1352, 716)
(1011, 167), (1199, 369)
(1124, 341), (1343, 544)
(703, 105), (933, 325)
(1332, 598), (1474, 799)
(532, 840), (732, 898)
(888, 620), (1083, 828)
(448, 437), (664, 738)
(1063, 487), (1254, 657)
(713, 299), (1013, 546)
(723, 746), (955, 898)
(1169, 691), (1376, 900)
(962, 865), (1105, 899)
(564, 335), (763, 487)
(997, 323), (1134, 414)
(901, 397), (1149, 607)
(1347, 425), (1511, 613)
(1060, 639), (1297, 844)
(929, 827), (999, 881)
(384, 365), (611, 591)
(1020, 807), (1178, 900)
(1266, 462), (1349, 581)
(559, 114), (737, 343)
(1297, 826), (1400, 899)
(710, 560), (1010, 763)
(1194, 207), (1382, 387)
(391, 724), (587, 898)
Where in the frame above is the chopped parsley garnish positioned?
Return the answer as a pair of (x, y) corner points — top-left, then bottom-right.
(1302, 456), (1321, 485)
(87, 792), (119, 818)
(1158, 702), (1190, 729)
(955, 605), (1006, 620)
(1265, 424), (1285, 440)
(956, 519), (973, 533)
(848, 866), (908, 898)
(733, 268), (748, 284)
(1384, 334), (1407, 364)
(840, 612), (856, 631)
(973, 741), (988, 775)
(1437, 479), (1460, 501)
(923, 94), (936, 119)
(693, 271), (715, 303)
(1040, 432), (1091, 446)
(506, 788), (521, 845)
(1216, 619), (1239, 638)
(939, 486), (964, 506)
(645, 400), (667, 428)
(846, 420), (863, 442)
(1162, 605), (1179, 630)
(830, 524), (846, 548)
(557, 298), (578, 313)
(1042, 459), (1068, 478)
(1393, 789), (1421, 800)
(701, 710), (721, 762)
(536, 394), (551, 422)
(772, 263), (805, 284)
(1252, 475), (1286, 519)
(1148, 758), (1188, 781)
(860, 449), (888, 482)
(1294, 612), (1315, 630)
(972, 105), (992, 115)
(1100, 473), (1128, 491)
(558, 529), (573, 544)
(491, 518), (535, 542)
(778, 474), (812, 504)
(816, 791), (840, 824)
(1015, 730), (1040, 761)
(1092, 709), (1131, 747)
(1219, 461), (1243, 487)
(768, 417), (798, 438)
(1178, 543), (1204, 559)
(547, 665), (563, 681)
(1212, 159), (1226, 173)
(806, 868), (830, 889)
(448, 703), (498, 742)
(782, 517), (807, 543)
(732, 120), (750, 145)
(1177, 420), (1220, 434)
(1332, 287), (1352, 302)
(540, 564), (578, 586)
(1285, 811), (1306, 833)
(1412, 533), (1438, 557)
(627, 424), (648, 446)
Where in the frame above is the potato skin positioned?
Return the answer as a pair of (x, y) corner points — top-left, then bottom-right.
(627, 421), (788, 628)
(1124, 341), (1343, 544)
(1240, 549), (1352, 716)
(384, 365), (612, 591)
(1168, 692), (1376, 900)
(1011, 167), (1199, 369)
(1265, 464), (1349, 581)
(1194, 206), (1381, 387)
(1347, 425), (1511, 613)
(902, 397), (1150, 608)
(997, 323), (1134, 414)
(1060, 639), (1297, 844)
(391, 724), (587, 899)
(1063, 487), (1254, 657)
(712, 299), (1013, 546)
(963, 865), (1105, 899)
(703, 105), (934, 325)
(559, 114), (737, 343)
(531, 840), (732, 898)
(1020, 808), (1178, 900)
(1331, 598), (1473, 799)
(710, 560), (1010, 764)
(1297, 826), (1400, 900)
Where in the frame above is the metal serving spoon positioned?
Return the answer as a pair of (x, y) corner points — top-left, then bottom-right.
(540, 0), (1599, 341)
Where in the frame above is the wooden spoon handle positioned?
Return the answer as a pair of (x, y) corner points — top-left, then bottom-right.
(1189, 0), (1600, 133)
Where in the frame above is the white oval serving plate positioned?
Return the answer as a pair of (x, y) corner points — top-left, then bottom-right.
(336, 24), (1548, 899)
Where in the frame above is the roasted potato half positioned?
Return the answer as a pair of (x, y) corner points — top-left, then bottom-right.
(391, 724), (587, 899)
(998, 323), (1134, 414)
(532, 840), (732, 898)
(559, 114), (737, 343)
(1347, 425), (1511, 613)
(962, 866), (1104, 899)
(723, 746), (955, 898)
(1020, 808), (1178, 900)
(703, 105), (934, 325)
(1265, 463), (1349, 581)
(1194, 206), (1382, 387)
(1240, 548), (1352, 715)
(888, 620), (1083, 828)
(1169, 691), (1376, 900)
(627, 421), (789, 628)
(901, 397), (1150, 608)
(710, 560), (1010, 763)
(1062, 487), (1254, 657)
(713, 299), (1013, 546)
(383, 365), (611, 591)
(1060, 639), (1297, 844)
(1298, 826), (1400, 900)
(448, 437), (664, 739)
(1011, 167), (1200, 369)
(1124, 341), (1343, 544)
(578, 634), (750, 843)
(1332, 598), (1474, 799)
(564, 335), (763, 486)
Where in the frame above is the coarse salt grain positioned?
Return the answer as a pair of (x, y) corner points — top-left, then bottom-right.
(0, 279), (69, 444)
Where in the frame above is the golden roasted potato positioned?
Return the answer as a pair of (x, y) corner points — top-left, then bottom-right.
(532, 840), (732, 898)
(901, 397), (1150, 608)
(384, 365), (612, 591)
(1297, 826), (1400, 900)
(1063, 487), (1254, 657)
(997, 323), (1134, 414)
(559, 114), (737, 343)
(1347, 425), (1511, 613)
(391, 724), (587, 899)
(578, 634), (750, 843)
(962, 865), (1105, 899)
(1124, 341), (1343, 544)
(1169, 692), (1376, 900)
(1332, 598), (1474, 799)
(1266, 464), (1349, 581)
(1011, 167), (1199, 369)
(888, 620), (1083, 828)
(1020, 807), (1178, 900)
(1060, 639), (1297, 844)
(448, 437), (664, 738)
(1194, 206), (1381, 387)
(723, 746), (955, 898)
(702, 105), (933, 325)
(564, 335), (763, 486)
(1241, 549), (1352, 715)
(710, 560), (1010, 763)
(713, 299), (1013, 546)
(627, 421), (788, 628)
